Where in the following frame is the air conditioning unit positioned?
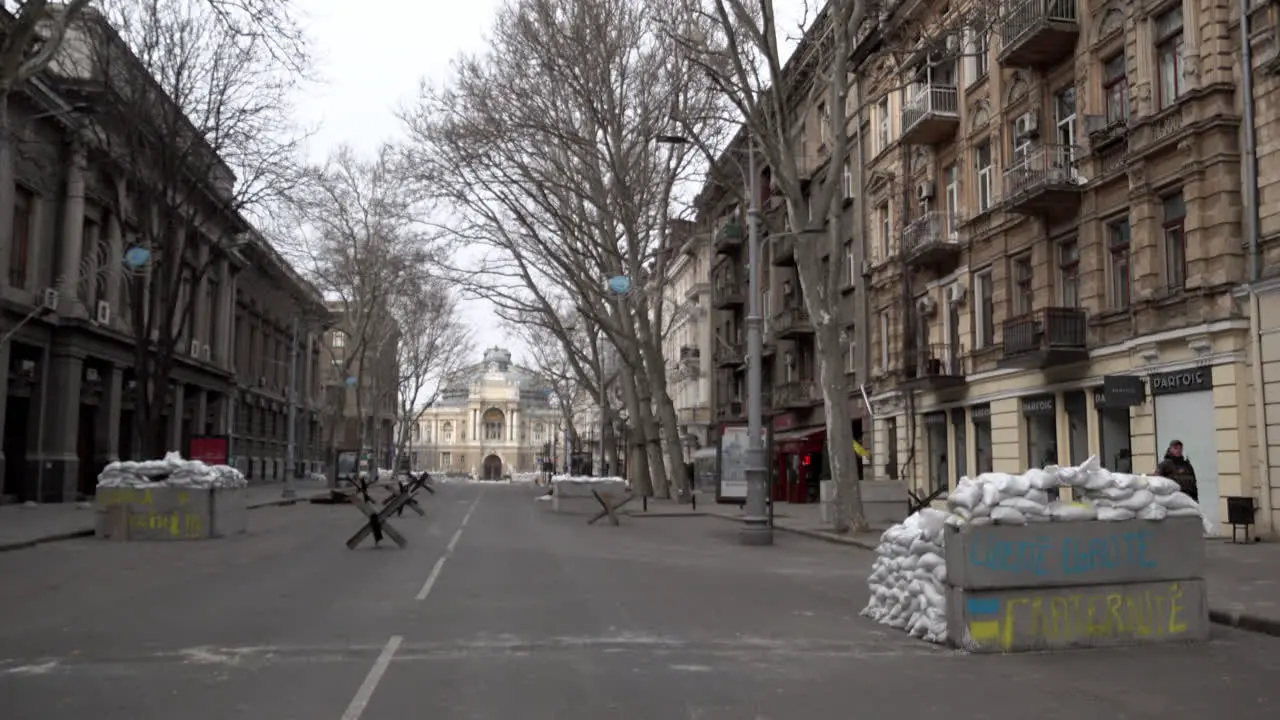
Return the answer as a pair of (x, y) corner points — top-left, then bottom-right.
(201, 344), (212, 361)
(917, 182), (935, 200)
(190, 339), (200, 357)
(41, 288), (59, 311)
(1083, 114), (1108, 136)
(917, 295), (938, 316)
(947, 282), (967, 304)
(85, 368), (100, 382)
(1014, 111), (1039, 139)
(95, 300), (111, 325)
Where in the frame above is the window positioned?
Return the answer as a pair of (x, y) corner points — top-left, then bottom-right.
(975, 140), (993, 212)
(1012, 254), (1033, 315)
(876, 96), (891, 152)
(762, 289), (771, 335)
(818, 101), (830, 143)
(9, 186), (32, 289)
(943, 163), (959, 231)
(974, 269), (995, 348)
(1162, 192), (1187, 289)
(1058, 239), (1080, 308)
(974, 32), (989, 80)
(842, 161), (853, 199)
(1108, 218), (1132, 309)
(846, 338), (857, 373)
(442, 421), (454, 443)
(876, 202), (892, 259)
(879, 309), (891, 369)
(1155, 7), (1184, 110)
(1103, 53), (1129, 125)
(440, 451), (452, 468)
(1054, 85), (1077, 161)
(332, 332), (346, 348)
(885, 416), (899, 479)
(845, 244), (856, 286)
(1009, 120), (1031, 167)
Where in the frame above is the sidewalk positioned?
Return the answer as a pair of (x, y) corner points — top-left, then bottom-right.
(643, 495), (1280, 639)
(0, 480), (330, 552)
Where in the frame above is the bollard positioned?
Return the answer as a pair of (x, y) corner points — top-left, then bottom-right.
(691, 494), (697, 511)
(643, 496), (648, 512)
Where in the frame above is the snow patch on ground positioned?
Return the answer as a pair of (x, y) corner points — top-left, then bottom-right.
(3, 659), (59, 675)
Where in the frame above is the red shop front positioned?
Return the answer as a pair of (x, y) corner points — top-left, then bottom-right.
(771, 414), (826, 504)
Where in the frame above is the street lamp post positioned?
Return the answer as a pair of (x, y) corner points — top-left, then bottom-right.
(739, 142), (772, 545)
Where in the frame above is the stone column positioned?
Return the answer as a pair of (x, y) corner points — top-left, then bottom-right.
(29, 350), (83, 502)
(212, 257), (231, 367)
(170, 382), (185, 453)
(59, 141), (88, 316)
(194, 242), (210, 347)
(511, 409), (519, 442)
(194, 389), (209, 436)
(104, 213), (124, 328)
(95, 364), (122, 469)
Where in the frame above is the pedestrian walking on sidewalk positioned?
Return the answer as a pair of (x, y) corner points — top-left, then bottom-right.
(1155, 440), (1198, 501)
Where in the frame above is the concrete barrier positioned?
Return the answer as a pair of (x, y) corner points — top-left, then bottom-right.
(551, 479), (627, 512)
(94, 486), (248, 540)
(946, 578), (1211, 652)
(860, 480), (909, 526)
(944, 517), (1205, 590)
(942, 518), (1209, 652)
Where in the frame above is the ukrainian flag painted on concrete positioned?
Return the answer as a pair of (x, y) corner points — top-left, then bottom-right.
(966, 597), (1002, 644)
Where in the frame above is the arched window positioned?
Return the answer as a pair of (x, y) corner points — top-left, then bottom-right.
(533, 422), (545, 442)
(483, 408), (505, 441)
(442, 421), (454, 443)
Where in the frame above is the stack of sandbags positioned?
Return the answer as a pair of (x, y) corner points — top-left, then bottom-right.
(96, 451), (248, 489)
(860, 508), (950, 642)
(945, 455), (1209, 532)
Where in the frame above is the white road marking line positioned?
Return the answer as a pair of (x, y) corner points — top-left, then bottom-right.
(339, 635), (402, 720)
(414, 491), (483, 601)
(415, 556), (448, 601)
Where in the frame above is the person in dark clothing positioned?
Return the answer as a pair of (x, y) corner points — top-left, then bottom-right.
(1155, 440), (1198, 501)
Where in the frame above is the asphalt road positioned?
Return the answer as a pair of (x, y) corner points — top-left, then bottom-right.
(1, 482), (1279, 719)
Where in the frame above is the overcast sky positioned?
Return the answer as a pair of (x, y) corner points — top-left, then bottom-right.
(292, 0), (808, 367)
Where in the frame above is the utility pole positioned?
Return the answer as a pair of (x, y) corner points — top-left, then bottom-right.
(283, 315), (299, 498)
(740, 140), (773, 546)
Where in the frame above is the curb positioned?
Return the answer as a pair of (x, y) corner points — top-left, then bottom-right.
(705, 514), (1280, 639)
(703, 511), (879, 550)
(1208, 608), (1280, 638)
(0, 492), (327, 553)
(626, 511), (709, 518)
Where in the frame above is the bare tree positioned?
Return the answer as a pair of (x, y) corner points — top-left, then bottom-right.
(389, 276), (473, 471)
(401, 0), (725, 499)
(46, 0), (306, 456)
(657, 0), (991, 531)
(280, 143), (441, 484)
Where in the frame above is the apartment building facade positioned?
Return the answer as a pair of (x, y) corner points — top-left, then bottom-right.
(0, 82), (322, 502)
(662, 220), (715, 461)
(855, 0), (1257, 533)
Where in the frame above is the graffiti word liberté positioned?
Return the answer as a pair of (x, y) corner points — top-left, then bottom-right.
(990, 583), (1190, 650)
(967, 530), (1157, 577)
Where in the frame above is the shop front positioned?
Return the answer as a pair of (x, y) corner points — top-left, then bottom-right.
(770, 412), (825, 504)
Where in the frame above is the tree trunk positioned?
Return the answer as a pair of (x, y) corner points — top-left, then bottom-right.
(602, 404), (620, 476)
(636, 316), (691, 500)
(814, 315), (867, 533)
(616, 363), (653, 496)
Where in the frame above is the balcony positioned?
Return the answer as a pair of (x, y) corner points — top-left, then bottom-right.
(776, 380), (820, 408)
(678, 406), (712, 426)
(714, 221), (744, 253)
(1003, 144), (1083, 217)
(713, 272), (745, 309)
(771, 235), (796, 266)
(998, 0), (1080, 68)
(717, 401), (744, 421)
(715, 342), (744, 368)
(999, 307), (1089, 370)
(774, 306), (813, 338)
(900, 343), (967, 391)
(901, 212), (963, 266)
(900, 85), (960, 146)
